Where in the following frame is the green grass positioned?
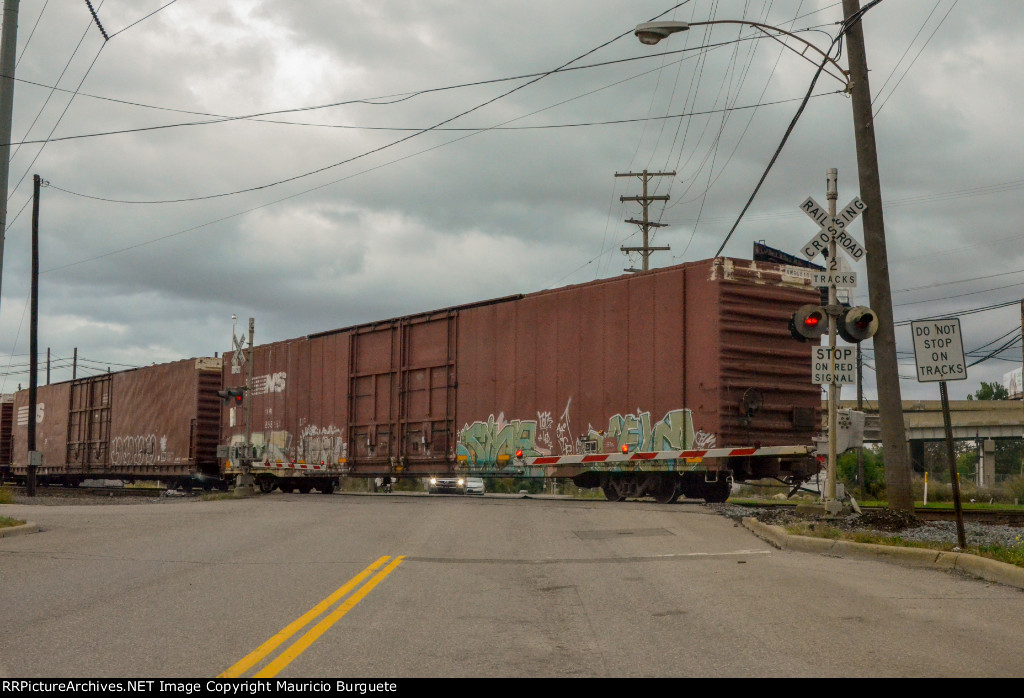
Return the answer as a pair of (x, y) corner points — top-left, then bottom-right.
(783, 522), (1024, 569)
(0, 515), (24, 528)
(0, 485), (13, 504)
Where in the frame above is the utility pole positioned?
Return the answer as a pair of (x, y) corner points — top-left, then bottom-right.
(841, 0), (913, 512)
(0, 0), (19, 313)
(617, 169), (674, 272)
(26, 173), (38, 496)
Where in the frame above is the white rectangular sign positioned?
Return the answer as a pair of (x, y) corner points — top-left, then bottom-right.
(812, 346), (856, 385)
(911, 319), (967, 382)
(811, 271), (857, 288)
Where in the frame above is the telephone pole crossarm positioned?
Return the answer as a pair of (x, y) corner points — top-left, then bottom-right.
(616, 169), (675, 273)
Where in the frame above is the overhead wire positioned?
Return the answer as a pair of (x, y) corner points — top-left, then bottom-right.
(873, 0), (959, 118)
(46, 14), (839, 273)
(43, 0), (702, 206)
(15, 0), (48, 68)
(710, 0), (887, 257)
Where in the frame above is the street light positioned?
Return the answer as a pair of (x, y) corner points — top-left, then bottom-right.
(634, 21), (690, 45)
(633, 19), (850, 89)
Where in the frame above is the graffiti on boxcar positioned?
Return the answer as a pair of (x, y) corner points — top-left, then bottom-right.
(457, 413), (541, 464)
(110, 433), (166, 465)
(297, 424), (347, 464)
(693, 429), (716, 449)
(587, 408), (695, 452)
(555, 399), (575, 455)
(230, 425), (347, 465)
(457, 404), (700, 466)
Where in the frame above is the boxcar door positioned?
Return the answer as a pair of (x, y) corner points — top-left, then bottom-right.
(66, 374), (112, 473)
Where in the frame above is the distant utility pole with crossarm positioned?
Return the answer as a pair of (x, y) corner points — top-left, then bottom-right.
(617, 169), (675, 272)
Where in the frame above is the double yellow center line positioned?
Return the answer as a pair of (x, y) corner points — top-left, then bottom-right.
(220, 555), (406, 678)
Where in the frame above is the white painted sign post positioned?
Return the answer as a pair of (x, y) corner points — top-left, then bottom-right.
(798, 170), (869, 511)
(910, 317), (968, 547)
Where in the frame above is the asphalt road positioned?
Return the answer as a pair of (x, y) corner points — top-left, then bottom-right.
(2, 492), (1022, 678)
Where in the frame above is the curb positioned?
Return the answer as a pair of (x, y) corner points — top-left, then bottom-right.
(0, 521), (40, 538)
(742, 517), (1024, 591)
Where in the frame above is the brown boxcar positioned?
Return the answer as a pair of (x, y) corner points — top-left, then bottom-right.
(9, 357), (223, 488)
(222, 257), (822, 499)
(0, 394), (12, 477)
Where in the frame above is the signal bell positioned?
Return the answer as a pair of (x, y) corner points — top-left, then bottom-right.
(789, 304), (827, 342)
(839, 306), (878, 343)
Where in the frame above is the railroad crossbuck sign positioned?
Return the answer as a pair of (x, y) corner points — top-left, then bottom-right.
(800, 195), (867, 265)
(911, 319), (967, 382)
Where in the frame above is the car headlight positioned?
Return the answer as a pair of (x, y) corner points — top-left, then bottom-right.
(430, 477), (437, 485)
(458, 478), (464, 486)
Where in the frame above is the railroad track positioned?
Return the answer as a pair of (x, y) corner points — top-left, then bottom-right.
(2, 483), (173, 499)
(901, 506), (1024, 527)
(738, 500), (1024, 526)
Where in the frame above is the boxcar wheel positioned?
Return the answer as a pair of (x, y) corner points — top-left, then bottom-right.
(652, 476), (679, 504)
(298, 482), (313, 494)
(702, 477), (731, 503)
(258, 477), (276, 494)
(602, 482), (626, 502)
(318, 481), (335, 494)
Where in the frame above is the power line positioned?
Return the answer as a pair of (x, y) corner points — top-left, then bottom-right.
(22, 90), (841, 149)
(2, 36), (770, 135)
(36, 14), (668, 204)
(894, 299), (1020, 326)
(107, 0), (180, 40)
(873, 0), (959, 118)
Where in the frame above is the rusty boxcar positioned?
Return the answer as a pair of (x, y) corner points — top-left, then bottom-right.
(6, 358), (224, 489)
(222, 257), (823, 501)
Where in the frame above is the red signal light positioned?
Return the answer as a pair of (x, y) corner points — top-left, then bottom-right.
(621, 444), (629, 454)
(515, 449), (524, 458)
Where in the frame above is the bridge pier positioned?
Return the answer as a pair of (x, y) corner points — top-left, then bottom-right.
(909, 439), (925, 474)
(979, 438), (996, 487)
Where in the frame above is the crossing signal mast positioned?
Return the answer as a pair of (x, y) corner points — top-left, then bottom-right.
(790, 169), (879, 513)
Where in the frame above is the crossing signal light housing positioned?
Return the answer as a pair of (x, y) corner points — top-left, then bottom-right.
(217, 387), (245, 405)
(839, 306), (878, 343)
(789, 304), (827, 342)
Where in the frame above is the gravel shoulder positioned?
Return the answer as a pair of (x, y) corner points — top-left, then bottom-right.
(707, 502), (1024, 550)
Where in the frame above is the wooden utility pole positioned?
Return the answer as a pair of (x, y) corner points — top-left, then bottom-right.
(842, 0), (913, 512)
(617, 169), (674, 272)
(0, 0), (19, 315)
(26, 173), (38, 496)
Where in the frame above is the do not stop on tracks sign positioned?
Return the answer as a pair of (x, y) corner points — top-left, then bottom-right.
(911, 319), (967, 382)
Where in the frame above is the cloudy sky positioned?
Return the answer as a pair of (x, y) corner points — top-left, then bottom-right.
(0, 0), (1019, 403)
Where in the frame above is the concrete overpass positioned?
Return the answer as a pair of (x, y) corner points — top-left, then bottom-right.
(831, 400), (1023, 486)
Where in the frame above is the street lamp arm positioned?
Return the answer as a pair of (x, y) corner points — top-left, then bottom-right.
(636, 19), (850, 90)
